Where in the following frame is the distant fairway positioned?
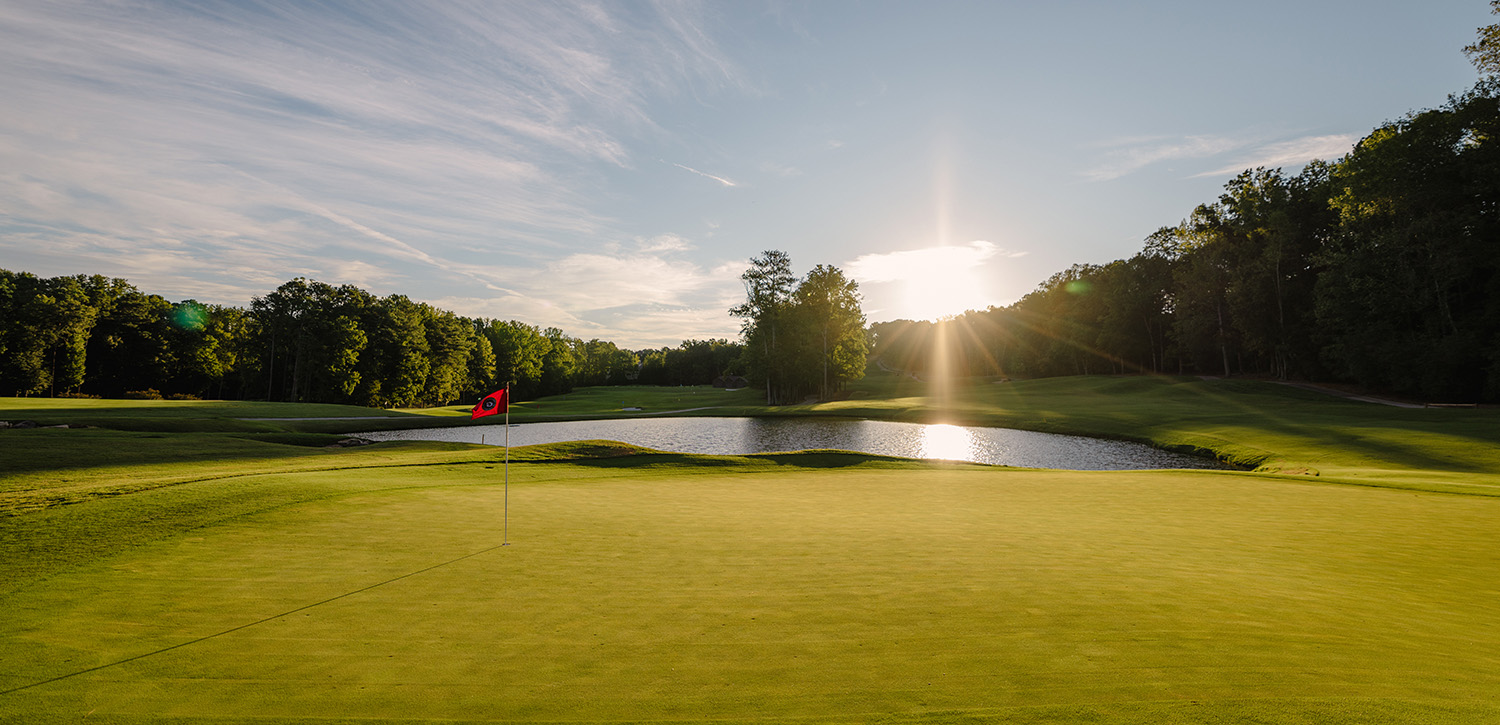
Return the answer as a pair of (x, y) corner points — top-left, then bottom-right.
(3, 455), (1499, 723)
(3, 378), (1500, 723)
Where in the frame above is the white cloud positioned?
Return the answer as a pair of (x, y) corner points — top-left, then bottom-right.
(1193, 134), (1358, 178)
(0, 0), (742, 319)
(437, 292), (740, 349)
(586, 305), (746, 349)
(429, 247), (744, 347)
(542, 253), (716, 308)
(1082, 132), (1359, 182)
(430, 293), (593, 335)
(669, 161), (738, 187)
(1081, 135), (1249, 182)
(638, 234), (695, 253)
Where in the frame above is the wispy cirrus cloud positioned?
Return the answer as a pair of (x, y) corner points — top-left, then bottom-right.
(1081, 135), (1249, 182)
(1193, 134), (1358, 177)
(0, 0), (741, 322)
(668, 161), (738, 187)
(639, 234), (696, 253)
(434, 242), (744, 347)
(1083, 132), (1359, 182)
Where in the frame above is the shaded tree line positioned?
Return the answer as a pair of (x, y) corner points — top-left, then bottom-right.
(732, 251), (868, 404)
(0, 273), (680, 405)
(637, 339), (744, 386)
(0, 272), (246, 400)
(874, 79), (1500, 403)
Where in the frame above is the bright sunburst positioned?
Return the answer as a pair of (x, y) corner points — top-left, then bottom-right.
(847, 241), (1005, 321)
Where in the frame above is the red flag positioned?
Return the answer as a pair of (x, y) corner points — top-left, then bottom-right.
(471, 388), (508, 420)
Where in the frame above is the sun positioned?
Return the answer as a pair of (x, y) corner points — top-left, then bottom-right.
(847, 240), (1004, 322)
(901, 262), (988, 321)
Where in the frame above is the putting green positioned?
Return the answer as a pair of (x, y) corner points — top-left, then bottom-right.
(3, 461), (1498, 723)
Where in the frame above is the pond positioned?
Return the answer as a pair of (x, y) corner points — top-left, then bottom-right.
(361, 417), (1229, 471)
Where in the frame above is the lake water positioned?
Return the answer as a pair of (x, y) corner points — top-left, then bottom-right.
(361, 417), (1229, 470)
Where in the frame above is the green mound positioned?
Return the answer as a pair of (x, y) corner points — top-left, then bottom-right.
(506, 439), (666, 461)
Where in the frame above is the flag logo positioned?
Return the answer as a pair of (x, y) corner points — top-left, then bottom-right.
(471, 388), (509, 420)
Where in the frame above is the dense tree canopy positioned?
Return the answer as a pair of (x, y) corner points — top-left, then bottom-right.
(0, 273), (664, 405)
(637, 339), (743, 386)
(731, 252), (867, 404)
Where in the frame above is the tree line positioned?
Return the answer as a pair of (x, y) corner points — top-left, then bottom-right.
(731, 251), (868, 405)
(0, 273), (743, 405)
(874, 77), (1500, 403)
(0, 249), (863, 406)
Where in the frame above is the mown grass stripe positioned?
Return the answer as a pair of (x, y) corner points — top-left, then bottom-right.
(0, 540), (512, 697)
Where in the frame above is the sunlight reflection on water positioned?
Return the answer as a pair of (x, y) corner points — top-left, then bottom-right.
(362, 417), (1228, 471)
(919, 423), (975, 462)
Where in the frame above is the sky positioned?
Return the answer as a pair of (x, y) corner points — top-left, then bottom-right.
(0, 1), (1492, 348)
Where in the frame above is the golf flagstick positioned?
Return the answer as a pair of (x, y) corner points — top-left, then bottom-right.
(504, 381), (510, 546)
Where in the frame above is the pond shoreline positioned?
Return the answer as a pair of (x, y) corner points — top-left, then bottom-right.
(361, 416), (1234, 472)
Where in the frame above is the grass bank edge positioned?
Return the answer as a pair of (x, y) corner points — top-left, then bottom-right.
(6, 375), (1499, 481)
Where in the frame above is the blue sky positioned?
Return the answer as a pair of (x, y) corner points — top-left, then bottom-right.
(1, 1), (1491, 347)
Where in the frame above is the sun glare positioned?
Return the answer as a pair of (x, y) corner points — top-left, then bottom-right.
(901, 264), (988, 321)
(847, 241), (1003, 322)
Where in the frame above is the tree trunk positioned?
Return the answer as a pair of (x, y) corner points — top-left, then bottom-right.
(1217, 301), (1230, 377)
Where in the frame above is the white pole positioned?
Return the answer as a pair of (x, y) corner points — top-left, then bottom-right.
(503, 381), (510, 546)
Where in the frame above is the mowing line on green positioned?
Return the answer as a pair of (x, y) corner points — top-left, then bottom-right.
(0, 538), (514, 697)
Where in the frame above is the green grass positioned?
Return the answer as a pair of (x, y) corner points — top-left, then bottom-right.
(3, 379), (1500, 722)
(0, 397), (436, 434)
(1, 450), (1498, 722)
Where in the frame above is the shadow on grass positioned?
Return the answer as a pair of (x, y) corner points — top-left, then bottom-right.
(751, 449), (955, 468)
(511, 440), (942, 471)
(1278, 419), (1499, 473)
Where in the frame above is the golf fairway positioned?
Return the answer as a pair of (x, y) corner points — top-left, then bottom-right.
(3, 460), (1498, 723)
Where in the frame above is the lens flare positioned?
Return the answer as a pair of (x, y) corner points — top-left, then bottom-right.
(171, 302), (207, 331)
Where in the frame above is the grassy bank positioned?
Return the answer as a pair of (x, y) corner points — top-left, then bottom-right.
(7, 374), (1500, 488)
(6, 375), (1500, 494)
(413, 375), (1500, 490)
